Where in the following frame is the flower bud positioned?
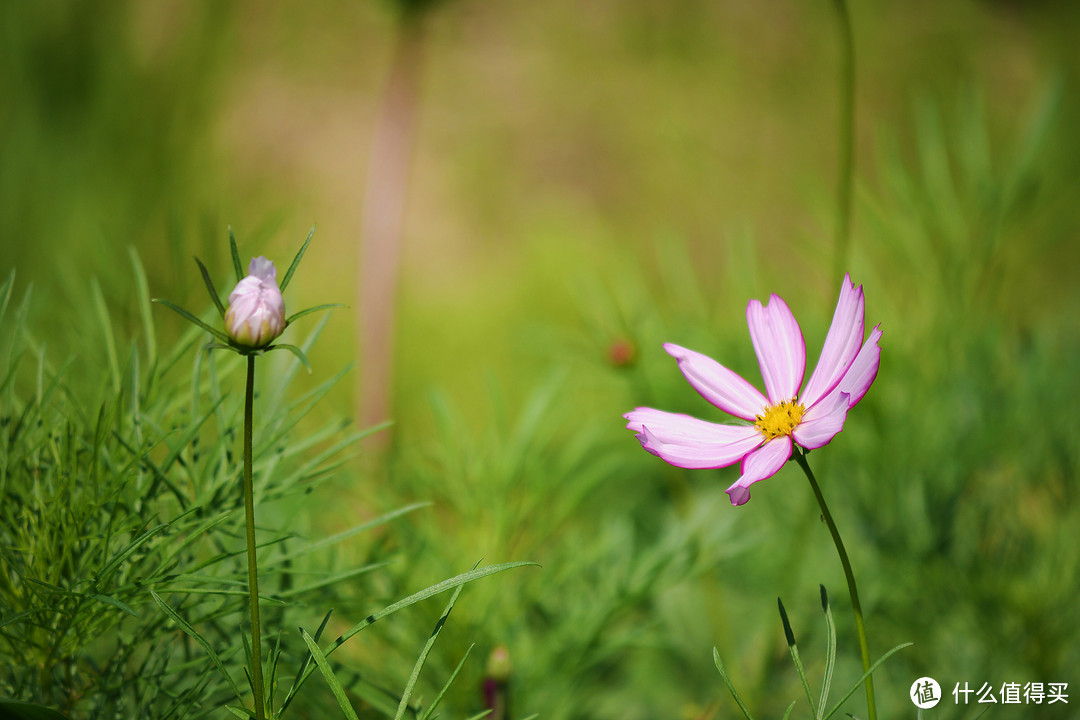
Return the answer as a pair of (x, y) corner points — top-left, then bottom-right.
(224, 257), (286, 349)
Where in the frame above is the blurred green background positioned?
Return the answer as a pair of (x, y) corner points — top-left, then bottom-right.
(3, 1), (1080, 718)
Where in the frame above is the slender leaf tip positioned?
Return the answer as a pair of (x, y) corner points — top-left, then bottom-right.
(778, 597), (797, 648)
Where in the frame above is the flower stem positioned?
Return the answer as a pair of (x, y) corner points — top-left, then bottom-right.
(832, 0), (856, 288)
(792, 448), (876, 720)
(244, 355), (266, 720)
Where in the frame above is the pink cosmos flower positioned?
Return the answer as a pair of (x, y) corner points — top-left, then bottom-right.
(224, 257), (286, 349)
(624, 274), (882, 506)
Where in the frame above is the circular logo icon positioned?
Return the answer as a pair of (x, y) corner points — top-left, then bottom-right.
(910, 677), (942, 709)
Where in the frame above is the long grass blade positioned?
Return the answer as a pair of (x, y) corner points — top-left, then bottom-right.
(263, 503), (427, 567)
(128, 247), (157, 373)
(91, 278), (121, 394)
(284, 609), (334, 708)
(150, 589), (243, 701)
(713, 647), (755, 720)
(394, 582), (467, 720)
(281, 562), (536, 712)
(300, 627), (360, 720)
(822, 642), (914, 720)
(778, 597), (816, 718)
(818, 585), (837, 715)
(418, 644), (474, 720)
(274, 562), (392, 599)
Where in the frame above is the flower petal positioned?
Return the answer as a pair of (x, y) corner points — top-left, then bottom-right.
(725, 435), (792, 505)
(248, 256), (278, 283)
(664, 344), (768, 421)
(792, 388), (850, 449)
(800, 274), (864, 408)
(746, 294), (805, 403)
(225, 264), (286, 349)
(625, 408), (762, 469)
(838, 324), (882, 408)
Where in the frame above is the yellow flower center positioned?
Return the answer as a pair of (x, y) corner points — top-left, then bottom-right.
(754, 399), (806, 441)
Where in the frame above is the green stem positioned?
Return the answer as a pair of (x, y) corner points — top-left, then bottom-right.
(244, 355), (266, 720)
(792, 448), (875, 720)
(832, 0), (856, 287)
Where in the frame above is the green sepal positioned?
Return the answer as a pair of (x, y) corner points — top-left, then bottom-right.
(151, 298), (232, 344)
(229, 226), (245, 281)
(193, 256), (226, 318)
(279, 224), (315, 293)
(267, 343), (311, 373)
(286, 303), (346, 325)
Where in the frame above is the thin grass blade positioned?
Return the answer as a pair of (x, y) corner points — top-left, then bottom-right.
(713, 647), (755, 720)
(300, 628), (360, 720)
(394, 582), (467, 720)
(285, 608), (333, 708)
(281, 561), (536, 712)
(90, 593), (138, 618)
(275, 562), (392, 599)
(150, 589), (243, 701)
(418, 644), (474, 720)
(91, 278), (121, 394)
(128, 247), (157, 372)
(819, 585), (837, 715)
(264, 503), (427, 567)
(822, 642), (914, 720)
(778, 597), (817, 718)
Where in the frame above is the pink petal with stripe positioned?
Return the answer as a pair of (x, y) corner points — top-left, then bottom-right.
(625, 408), (762, 469)
(725, 436), (793, 505)
(747, 294), (806, 404)
(664, 344), (768, 421)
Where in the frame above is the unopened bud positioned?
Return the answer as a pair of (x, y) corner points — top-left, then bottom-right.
(224, 257), (286, 349)
(486, 644), (512, 682)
